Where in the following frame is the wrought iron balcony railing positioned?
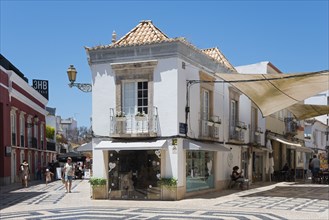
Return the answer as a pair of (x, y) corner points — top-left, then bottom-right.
(284, 117), (298, 136)
(229, 121), (246, 142)
(200, 115), (221, 139)
(110, 107), (159, 137)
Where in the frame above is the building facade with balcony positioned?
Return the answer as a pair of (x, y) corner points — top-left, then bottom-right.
(0, 54), (51, 186)
(56, 116), (78, 153)
(236, 61), (314, 182)
(304, 119), (329, 170)
(86, 21), (253, 200)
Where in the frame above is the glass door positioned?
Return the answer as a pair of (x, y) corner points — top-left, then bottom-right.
(108, 150), (161, 200)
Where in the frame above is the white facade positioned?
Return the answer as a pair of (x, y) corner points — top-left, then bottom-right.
(86, 19), (262, 199)
(304, 91), (329, 125)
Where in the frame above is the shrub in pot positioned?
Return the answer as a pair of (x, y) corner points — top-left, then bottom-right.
(89, 177), (108, 199)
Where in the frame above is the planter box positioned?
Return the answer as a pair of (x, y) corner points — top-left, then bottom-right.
(161, 187), (177, 201)
(135, 116), (146, 121)
(214, 123), (220, 128)
(207, 121), (214, 126)
(91, 185), (108, 199)
(115, 117), (126, 122)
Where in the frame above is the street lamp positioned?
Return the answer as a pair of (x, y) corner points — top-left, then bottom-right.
(66, 65), (92, 92)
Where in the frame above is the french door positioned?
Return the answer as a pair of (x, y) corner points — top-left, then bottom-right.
(122, 81), (148, 132)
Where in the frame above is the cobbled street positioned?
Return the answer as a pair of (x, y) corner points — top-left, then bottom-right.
(0, 180), (328, 220)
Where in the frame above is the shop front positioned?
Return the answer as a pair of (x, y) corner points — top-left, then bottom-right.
(108, 150), (161, 200)
(269, 135), (313, 181)
(186, 150), (214, 192)
(94, 138), (231, 200)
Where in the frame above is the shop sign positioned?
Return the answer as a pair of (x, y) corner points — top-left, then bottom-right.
(32, 79), (49, 100)
(179, 123), (187, 134)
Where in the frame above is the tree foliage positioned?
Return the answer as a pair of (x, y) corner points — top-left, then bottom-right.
(46, 126), (55, 139)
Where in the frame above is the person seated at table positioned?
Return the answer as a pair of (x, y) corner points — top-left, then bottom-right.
(231, 166), (246, 189)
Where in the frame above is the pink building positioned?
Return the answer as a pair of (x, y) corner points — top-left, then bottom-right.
(0, 54), (52, 186)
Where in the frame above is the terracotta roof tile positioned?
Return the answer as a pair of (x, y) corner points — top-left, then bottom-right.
(202, 47), (236, 71)
(86, 21), (235, 71)
(112, 20), (170, 47)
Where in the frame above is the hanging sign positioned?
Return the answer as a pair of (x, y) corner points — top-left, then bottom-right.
(32, 79), (49, 100)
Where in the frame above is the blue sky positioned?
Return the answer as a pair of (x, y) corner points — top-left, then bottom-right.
(1, 1), (328, 127)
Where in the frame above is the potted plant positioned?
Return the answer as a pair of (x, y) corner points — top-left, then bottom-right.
(207, 120), (214, 126)
(158, 177), (177, 200)
(235, 123), (247, 131)
(135, 111), (146, 121)
(89, 177), (108, 199)
(115, 111), (126, 121)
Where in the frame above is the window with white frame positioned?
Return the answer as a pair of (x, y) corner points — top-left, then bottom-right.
(229, 87), (240, 138)
(250, 106), (258, 142)
(27, 119), (32, 147)
(20, 114), (25, 147)
(201, 89), (210, 136)
(137, 81), (148, 114)
(11, 111), (17, 146)
(123, 81), (148, 115)
(230, 99), (238, 135)
(34, 123), (38, 148)
(202, 90), (210, 121)
(40, 124), (44, 149)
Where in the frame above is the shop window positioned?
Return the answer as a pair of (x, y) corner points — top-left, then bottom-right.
(108, 150), (160, 200)
(186, 151), (214, 192)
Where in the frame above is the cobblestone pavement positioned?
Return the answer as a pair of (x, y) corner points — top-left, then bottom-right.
(0, 180), (328, 220)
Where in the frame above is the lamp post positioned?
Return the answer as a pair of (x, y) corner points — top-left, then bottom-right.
(66, 65), (92, 92)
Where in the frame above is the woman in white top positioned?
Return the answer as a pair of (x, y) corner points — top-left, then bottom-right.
(63, 157), (74, 193)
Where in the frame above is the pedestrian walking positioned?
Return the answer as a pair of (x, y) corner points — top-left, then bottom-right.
(63, 157), (74, 193)
(45, 168), (54, 186)
(310, 155), (320, 183)
(20, 160), (30, 187)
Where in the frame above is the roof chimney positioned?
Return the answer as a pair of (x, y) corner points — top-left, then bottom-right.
(112, 30), (117, 43)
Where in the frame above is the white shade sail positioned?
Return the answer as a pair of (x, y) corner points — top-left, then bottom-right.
(287, 103), (329, 120)
(216, 70), (329, 117)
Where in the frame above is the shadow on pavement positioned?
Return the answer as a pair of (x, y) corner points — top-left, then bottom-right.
(187, 182), (278, 199)
(0, 191), (46, 209)
(243, 185), (329, 200)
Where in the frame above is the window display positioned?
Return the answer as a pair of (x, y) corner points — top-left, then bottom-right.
(186, 151), (214, 192)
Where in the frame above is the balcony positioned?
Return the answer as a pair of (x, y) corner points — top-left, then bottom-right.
(250, 127), (263, 145)
(284, 117), (298, 136)
(229, 121), (247, 142)
(200, 115), (221, 139)
(109, 107), (159, 138)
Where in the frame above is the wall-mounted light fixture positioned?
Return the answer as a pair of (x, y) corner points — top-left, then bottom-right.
(66, 65), (92, 93)
(26, 115), (38, 128)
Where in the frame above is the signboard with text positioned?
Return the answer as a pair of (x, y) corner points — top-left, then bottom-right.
(179, 123), (187, 134)
(32, 79), (49, 100)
